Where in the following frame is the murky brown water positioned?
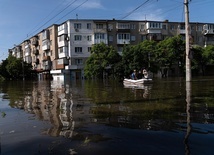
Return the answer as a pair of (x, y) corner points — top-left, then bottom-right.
(0, 77), (214, 155)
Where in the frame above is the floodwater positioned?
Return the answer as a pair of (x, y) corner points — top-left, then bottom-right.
(0, 77), (214, 155)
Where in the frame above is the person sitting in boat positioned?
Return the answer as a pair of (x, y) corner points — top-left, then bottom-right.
(131, 70), (137, 80)
(143, 69), (149, 78)
(137, 70), (143, 79)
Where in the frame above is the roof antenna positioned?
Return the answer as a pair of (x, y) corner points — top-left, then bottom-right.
(76, 14), (78, 20)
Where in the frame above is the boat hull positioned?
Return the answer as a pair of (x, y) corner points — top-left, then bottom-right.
(123, 78), (153, 85)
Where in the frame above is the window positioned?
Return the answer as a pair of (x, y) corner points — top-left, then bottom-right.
(87, 35), (92, 41)
(59, 47), (64, 53)
(42, 30), (49, 40)
(130, 24), (136, 29)
(58, 23), (67, 31)
(162, 25), (167, 30)
(96, 23), (104, 29)
(74, 35), (82, 41)
(180, 25), (185, 30)
(74, 23), (81, 29)
(95, 33), (105, 39)
(87, 23), (92, 29)
(75, 47), (82, 53)
(88, 47), (91, 52)
(118, 23), (130, 29)
(140, 24), (145, 29)
(58, 35), (65, 42)
(75, 59), (83, 64)
(197, 25), (202, 31)
(118, 33), (130, 40)
(141, 35), (146, 41)
(131, 36), (136, 41)
(170, 25), (176, 30)
(148, 22), (162, 29)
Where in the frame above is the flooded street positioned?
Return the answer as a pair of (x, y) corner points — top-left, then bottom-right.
(0, 77), (214, 155)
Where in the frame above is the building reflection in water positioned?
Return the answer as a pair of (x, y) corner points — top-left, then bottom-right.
(124, 84), (152, 99)
(20, 80), (76, 138)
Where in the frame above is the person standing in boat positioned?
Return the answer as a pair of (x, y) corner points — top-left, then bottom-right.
(131, 70), (137, 80)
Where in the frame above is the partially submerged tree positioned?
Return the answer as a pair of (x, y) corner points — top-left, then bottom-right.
(0, 55), (33, 80)
(156, 36), (185, 76)
(84, 42), (121, 79)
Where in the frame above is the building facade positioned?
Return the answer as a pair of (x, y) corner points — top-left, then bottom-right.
(9, 19), (214, 80)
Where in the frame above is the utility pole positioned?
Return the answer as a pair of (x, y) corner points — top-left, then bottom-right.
(184, 0), (191, 81)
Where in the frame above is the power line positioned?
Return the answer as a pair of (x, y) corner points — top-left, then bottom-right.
(121, 0), (155, 20)
(27, 0), (68, 36)
(55, 0), (89, 23)
(27, 0), (78, 37)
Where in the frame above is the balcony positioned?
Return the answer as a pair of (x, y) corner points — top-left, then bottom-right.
(58, 28), (68, 36)
(146, 29), (162, 34)
(43, 56), (50, 61)
(42, 60), (51, 70)
(94, 39), (108, 44)
(33, 58), (39, 64)
(42, 39), (50, 51)
(52, 58), (69, 70)
(42, 30), (50, 40)
(58, 40), (68, 47)
(33, 49), (39, 55)
(32, 39), (38, 46)
(25, 49), (31, 56)
(117, 39), (130, 44)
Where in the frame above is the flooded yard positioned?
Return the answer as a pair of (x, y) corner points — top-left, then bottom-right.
(0, 77), (214, 155)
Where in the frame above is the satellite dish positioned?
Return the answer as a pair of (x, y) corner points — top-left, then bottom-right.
(204, 29), (209, 35)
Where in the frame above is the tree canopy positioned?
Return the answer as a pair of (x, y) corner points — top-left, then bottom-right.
(84, 35), (214, 79)
(0, 55), (33, 80)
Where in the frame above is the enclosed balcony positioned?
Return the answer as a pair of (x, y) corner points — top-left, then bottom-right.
(58, 23), (68, 36)
(42, 40), (50, 51)
(145, 22), (162, 34)
(52, 58), (69, 70)
(33, 58), (39, 64)
(43, 56), (50, 61)
(117, 33), (130, 44)
(116, 23), (130, 32)
(42, 60), (51, 70)
(25, 48), (31, 56)
(42, 30), (50, 40)
(58, 47), (68, 58)
(58, 35), (69, 47)
(203, 24), (214, 35)
(32, 36), (38, 46)
(33, 49), (39, 55)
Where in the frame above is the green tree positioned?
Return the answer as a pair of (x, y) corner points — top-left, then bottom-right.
(121, 40), (157, 78)
(0, 55), (33, 80)
(6, 55), (23, 79)
(156, 36), (185, 76)
(0, 59), (10, 79)
(191, 45), (204, 75)
(84, 42), (121, 79)
(203, 45), (214, 64)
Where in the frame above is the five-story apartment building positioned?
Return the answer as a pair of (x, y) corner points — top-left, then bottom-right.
(9, 19), (214, 80)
